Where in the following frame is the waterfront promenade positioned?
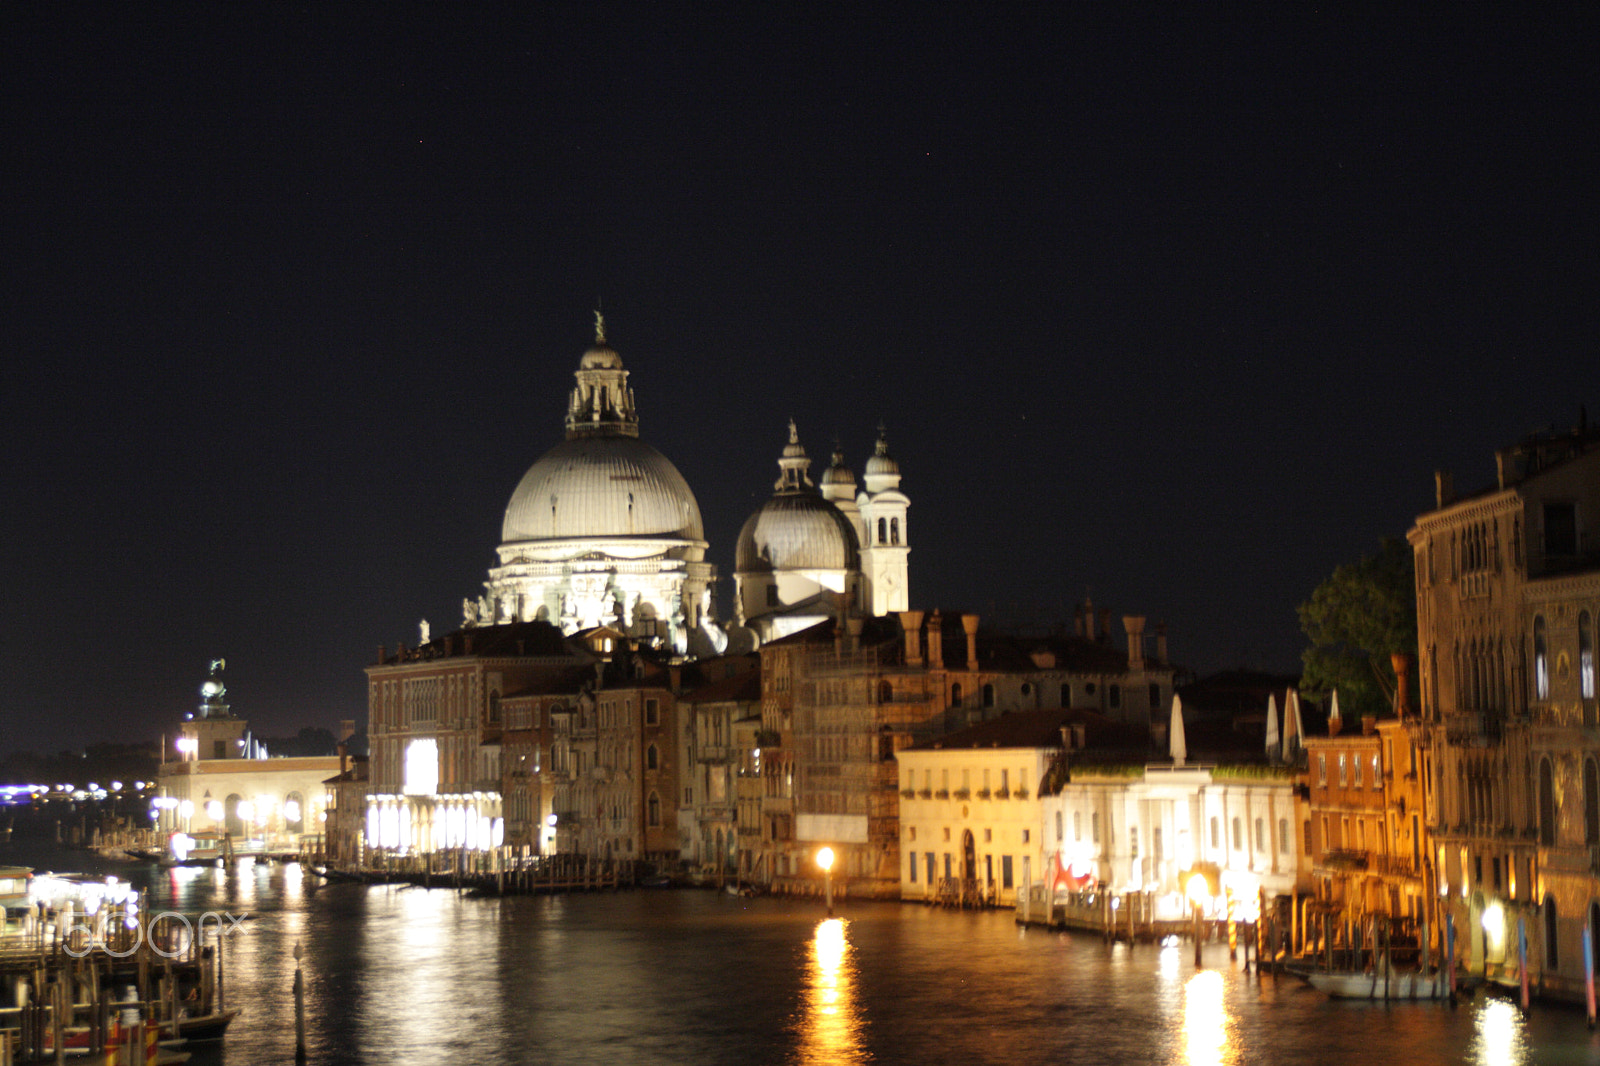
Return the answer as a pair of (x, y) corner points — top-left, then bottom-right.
(5, 842), (1600, 1064)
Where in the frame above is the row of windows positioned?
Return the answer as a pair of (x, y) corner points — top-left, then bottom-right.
(1315, 751), (1383, 790)
(906, 767), (1029, 795)
(908, 850), (1018, 888)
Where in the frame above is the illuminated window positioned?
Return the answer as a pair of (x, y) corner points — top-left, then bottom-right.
(1372, 754), (1382, 789)
(403, 739), (438, 796)
(1338, 754), (1347, 787)
(1354, 755), (1362, 788)
(1581, 611), (1595, 700)
(1317, 754), (1327, 786)
(1535, 615), (1549, 700)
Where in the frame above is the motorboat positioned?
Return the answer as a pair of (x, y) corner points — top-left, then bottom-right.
(1305, 969), (1448, 1000)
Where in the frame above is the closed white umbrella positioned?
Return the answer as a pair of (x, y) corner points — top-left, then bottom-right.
(1170, 693), (1187, 767)
(1283, 688), (1304, 760)
(1265, 692), (1280, 756)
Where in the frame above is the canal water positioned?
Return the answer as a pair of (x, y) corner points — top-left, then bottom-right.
(7, 841), (1600, 1065)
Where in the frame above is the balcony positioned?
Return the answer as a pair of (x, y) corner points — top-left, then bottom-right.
(934, 789), (950, 800)
(1320, 849), (1370, 872)
(976, 788), (991, 800)
(952, 788), (971, 801)
(1444, 711), (1503, 746)
(916, 789), (932, 799)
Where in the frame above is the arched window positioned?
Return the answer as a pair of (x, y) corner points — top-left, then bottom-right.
(879, 681), (893, 703)
(1108, 684), (1121, 709)
(646, 744), (659, 771)
(1581, 611), (1595, 700)
(1540, 757), (1557, 846)
(647, 792), (661, 828)
(1586, 758), (1600, 846)
(1535, 616), (1549, 700)
(1060, 683), (1071, 707)
(951, 683), (963, 706)
(877, 517), (887, 544)
(890, 517), (900, 545)
(982, 684), (996, 708)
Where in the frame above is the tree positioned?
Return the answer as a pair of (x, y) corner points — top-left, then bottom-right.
(1297, 537), (1418, 720)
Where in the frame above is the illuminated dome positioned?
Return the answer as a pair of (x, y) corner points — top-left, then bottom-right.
(501, 436), (704, 543)
(736, 494), (860, 573)
(473, 315), (715, 645)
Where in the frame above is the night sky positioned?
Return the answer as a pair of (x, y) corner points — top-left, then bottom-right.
(5, 7), (1596, 758)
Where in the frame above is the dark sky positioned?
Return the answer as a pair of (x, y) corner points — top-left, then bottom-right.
(4, 6), (1596, 758)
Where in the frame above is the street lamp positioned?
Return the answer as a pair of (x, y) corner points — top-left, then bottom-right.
(817, 847), (835, 916)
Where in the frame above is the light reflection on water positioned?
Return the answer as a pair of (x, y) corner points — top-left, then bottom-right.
(799, 918), (862, 1065)
(8, 845), (1600, 1065)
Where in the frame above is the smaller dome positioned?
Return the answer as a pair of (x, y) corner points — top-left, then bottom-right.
(864, 424), (901, 484)
(822, 445), (856, 487)
(580, 343), (624, 370)
(736, 494), (861, 573)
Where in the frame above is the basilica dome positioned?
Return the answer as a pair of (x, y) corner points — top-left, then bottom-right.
(501, 436), (704, 543)
(735, 493), (860, 573)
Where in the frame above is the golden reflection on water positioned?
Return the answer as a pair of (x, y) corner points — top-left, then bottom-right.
(1183, 970), (1228, 1066)
(1474, 998), (1526, 1066)
(799, 917), (864, 1065)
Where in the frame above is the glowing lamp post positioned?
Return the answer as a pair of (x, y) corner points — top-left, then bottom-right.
(817, 847), (835, 916)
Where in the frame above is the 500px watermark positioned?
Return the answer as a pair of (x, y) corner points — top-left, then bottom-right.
(63, 911), (248, 959)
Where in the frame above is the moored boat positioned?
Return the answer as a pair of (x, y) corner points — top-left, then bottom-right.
(1305, 969), (1447, 1000)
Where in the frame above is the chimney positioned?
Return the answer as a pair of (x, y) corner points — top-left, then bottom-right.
(337, 742), (348, 776)
(962, 614), (980, 668)
(377, 644), (386, 664)
(927, 611), (944, 669)
(339, 720), (355, 742)
(1392, 652), (1413, 716)
(899, 611), (926, 666)
(847, 615), (864, 654)
(1123, 616), (1146, 669)
(1435, 470), (1454, 509)
(1155, 622), (1168, 663)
